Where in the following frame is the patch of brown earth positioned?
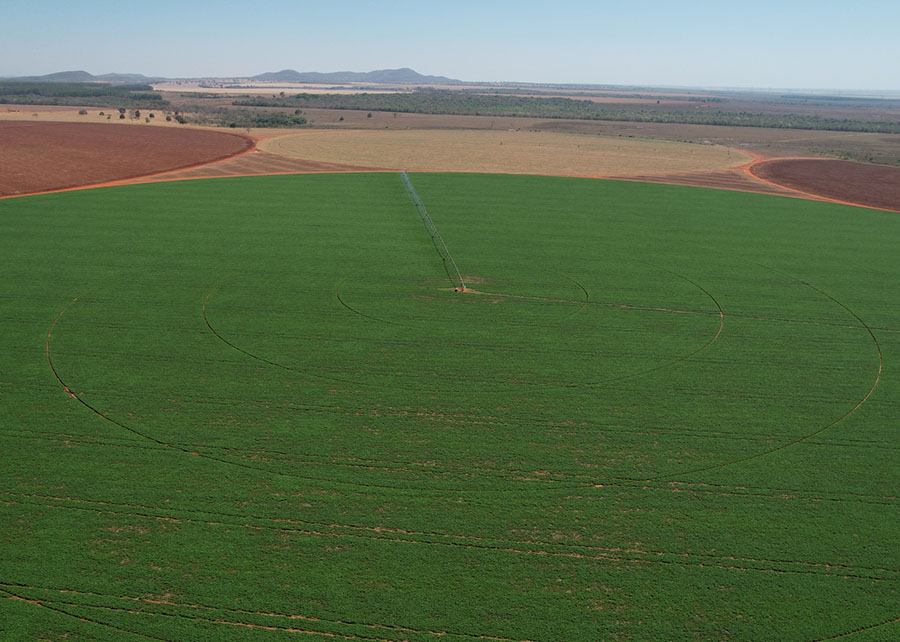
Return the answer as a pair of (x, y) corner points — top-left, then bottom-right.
(0, 121), (252, 197)
(615, 167), (813, 199)
(127, 149), (383, 185)
(750, 158), (900, 212)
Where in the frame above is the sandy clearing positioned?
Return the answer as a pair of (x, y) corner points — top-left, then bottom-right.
(258, 129), (752, 176)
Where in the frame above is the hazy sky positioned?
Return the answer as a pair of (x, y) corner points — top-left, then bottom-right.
(3, 0), (899, 90)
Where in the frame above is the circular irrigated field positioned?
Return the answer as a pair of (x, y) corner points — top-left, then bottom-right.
(259, 129), (752, 176)
(2, 173), (898, 641)
(0, 121), (252, 196)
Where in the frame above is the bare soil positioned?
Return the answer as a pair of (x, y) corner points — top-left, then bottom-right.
(126, 150), (381, 185)
(3, 111), (895, 213)
(0, 121), (252, 196)
(750, 159), (900, 212)
(615, 166), (811, 200)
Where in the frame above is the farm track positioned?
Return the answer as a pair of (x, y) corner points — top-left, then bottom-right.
(46, 294), (398, 491)
(647, 274), (883, 481)
(3, 430), (897, 505)
(7, 582), (898, 642)
(126, 148), (384, 185)
(469, 265), (725, 389)
(0, 582), (527, 642)
(616, 154), (900, 212)
(0, 587), (172, 642)
(813, 615), (900, 641)
(44, 269), (885, 494)
(211, 270), (725, 393)
(8, 424), (899, 457)
(4, 494), (899, 581)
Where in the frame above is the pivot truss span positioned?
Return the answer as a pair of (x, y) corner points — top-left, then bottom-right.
(401, 171), (466, 291)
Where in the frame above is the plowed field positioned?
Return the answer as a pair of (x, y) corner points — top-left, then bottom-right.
(751, 158), (900, 212)
(0, 121), (252, 196)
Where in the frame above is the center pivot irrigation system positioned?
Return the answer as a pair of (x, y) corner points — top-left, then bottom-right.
(401, 171), (467, 292)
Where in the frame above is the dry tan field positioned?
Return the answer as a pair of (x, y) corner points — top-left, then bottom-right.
(5, 104), (895, 210)
(534, 119), (900, 165)
(258, 129), (752, 176)
(0, 106), (184, 127)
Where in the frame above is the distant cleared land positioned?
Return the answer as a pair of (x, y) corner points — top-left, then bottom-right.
(258, 129), (751, 176)
(236, 92), (900, 133)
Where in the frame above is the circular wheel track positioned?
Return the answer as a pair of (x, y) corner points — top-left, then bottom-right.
(206, 267), (723, 394)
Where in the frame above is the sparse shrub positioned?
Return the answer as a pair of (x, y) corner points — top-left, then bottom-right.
(78, 108), (88, 115)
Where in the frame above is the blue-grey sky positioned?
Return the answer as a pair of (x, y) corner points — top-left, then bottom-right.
(3, 0), (899, 89)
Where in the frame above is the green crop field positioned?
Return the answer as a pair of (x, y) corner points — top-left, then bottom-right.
(2, 173), (898, 641)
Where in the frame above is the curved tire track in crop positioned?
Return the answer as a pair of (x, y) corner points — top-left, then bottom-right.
(813, 614), (900, 641)
(47, 293), (434, 492)
(0, 586), (172, 641)
(7, 494), (898, 583)
(0, 581), (531, 642)
(647, 273), (883, 482)
(210, 266), (722, 395)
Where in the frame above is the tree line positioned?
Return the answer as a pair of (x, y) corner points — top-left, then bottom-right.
(233, 92), (900, 134)
(0, 81), (167, 108)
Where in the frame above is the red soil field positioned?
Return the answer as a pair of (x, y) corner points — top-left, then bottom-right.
(750, 158), (900, 212)
(4, 121), (897, 214)
(616, 167), (809, 199)
(0, 121), (252, 197)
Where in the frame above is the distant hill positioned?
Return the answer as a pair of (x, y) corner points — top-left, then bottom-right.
(251, 68), (461, 84)
(13, 70), (165, 84)
(9, 68), (457, 85)
(96, 72), (166, 84)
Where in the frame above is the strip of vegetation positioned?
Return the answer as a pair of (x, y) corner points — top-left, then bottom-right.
(233, 92), (900, 133)
(0, 81), (168, 108)
(455, 87), (726, 102)
(189, 107), (307, 128)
